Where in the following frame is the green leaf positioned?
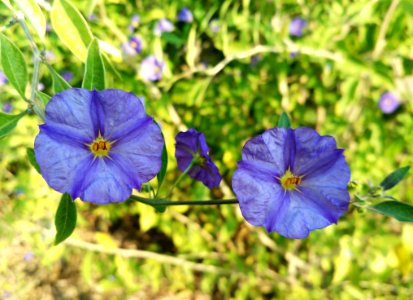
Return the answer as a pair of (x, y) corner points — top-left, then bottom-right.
(48, 65), (71, 93)
(0, 111), (27, 139)
(369, 200), (413, 222)
(278, 112), (291, 128)
(36, 91), (51, 106)
(14, 0), (46, 42)
(26, 147), (40, 174)
(380, 166), (410, 191)
(54, 193), (77, 245)
(156, 121), (168, 194)
(157, 144), (168, 188)
(82, 38), (105, 90)
(0, 33), (28, 98)
(185, 26), (197, 69)
(51, 0), (93, 62)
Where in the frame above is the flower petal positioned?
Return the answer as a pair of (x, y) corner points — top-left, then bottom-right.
(292, 127), (339, 176)
(44, 88), (96, 140)
(77, 158), (133, 204)
(233, 166), (284, 227)
(110, 119), (164, 189)
(34, 128), (91, 195)
(93, 89), (148, 140)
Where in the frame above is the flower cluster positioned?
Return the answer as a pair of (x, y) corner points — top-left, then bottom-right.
(35, 85), (351, 238)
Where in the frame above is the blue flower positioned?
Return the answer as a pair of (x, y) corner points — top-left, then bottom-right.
(61, 71), (74, 82)
(128, 14), (140, 32)
(379, 92), (400, 114)
(2, 102), (12, 113)
(140, 56), (164, 81)
(122, 36), (143, 56)
(0, 71), (8, 85)
(289, 17), (307, 37)
(177, 8), (193, 23)
(232, 127), (350, 239)
(154, 19), (174, 36)
(34, 88), (164, 204)
(175, 128), (222, 189)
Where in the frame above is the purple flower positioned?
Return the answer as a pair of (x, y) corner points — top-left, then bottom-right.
(379, 92), (400, 114)
(122, 36), (143, 56)
(209, 20), (220, 33)
(44, 50), (55, 62)
(175, 129), (222, 189)
(3, 291), (11, 299)
(88, 14), (97, 21)
(34, 88), (164, 204)
(128, 14), (140, 32)
(38, 82), (45, 91)
(154, 19), (174, 36)
(178, 8), (193, 23)
(0, 71), (8, 85)
(289, 17), (307, 37)
(232, 127), (350, 239)
(24, 252), (34, 261)
(61, 71), (74, 82)
(2, 102), (12, 113)
(140, 56), (164, 81)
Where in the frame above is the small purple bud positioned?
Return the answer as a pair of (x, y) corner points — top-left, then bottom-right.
(38, 82), (45, 91)
(44, 50), (55, 62)
(177, 8), (193, 23)
(2, 102), (12, 113)
(88, 14), (97, 21)
(61, 71), (74, 82)
(0, 71), (8, 85)
(129, 14), (140, 32)
(3, 291), (11, 299)
(289, 17), (307, 37)
(209, 20), (220, 33)
(379, 92), (400, 114)
(154, 19), (174, 36)
(24, 252), (34, 261)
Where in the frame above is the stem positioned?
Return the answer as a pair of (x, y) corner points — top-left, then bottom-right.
(372, 0), (400, 59)
(130, 195), (238, 207)
(166, 161), (195, 198)
(17, 14), (45, 121)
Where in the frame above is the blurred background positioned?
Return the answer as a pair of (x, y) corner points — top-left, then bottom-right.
(1, 0), (413, 299)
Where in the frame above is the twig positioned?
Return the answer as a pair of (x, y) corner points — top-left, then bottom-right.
(372, 0), (400, 58)
(64, 239), (243, 276)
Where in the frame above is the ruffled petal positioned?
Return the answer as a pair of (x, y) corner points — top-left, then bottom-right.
(34, 128), (92, 195)
(233, 166), (284, 227)
(77, 158), (133, 204)
(109, 119), (164, 189)
(242, 128), (292, 175)
(44, 88), (96, 140)
(292, 127), (339, 176)
(92, 89), (148, 140)
(188, 159), (222, 188)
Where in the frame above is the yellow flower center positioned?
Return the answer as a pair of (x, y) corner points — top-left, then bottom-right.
(280, 168), (302, 190)
(89, 135), (112, 157)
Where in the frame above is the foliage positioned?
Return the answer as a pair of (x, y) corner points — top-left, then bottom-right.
(1, 0), (413, 299)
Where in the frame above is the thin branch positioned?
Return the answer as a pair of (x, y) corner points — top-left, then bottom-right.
(372, 0), (400, 59)
(64, 239), (242, 276)
(130, 195), (238, 207)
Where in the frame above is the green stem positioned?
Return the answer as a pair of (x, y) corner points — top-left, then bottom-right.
(130, 195), (239, 207)
(17, 14), (45, 121)
(165, 161), (195, 198)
